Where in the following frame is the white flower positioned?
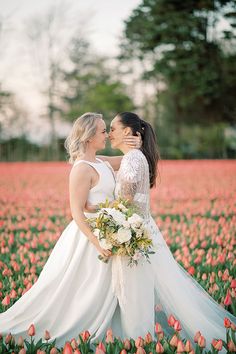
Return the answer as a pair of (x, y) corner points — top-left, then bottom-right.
(93, 228), (100, 237)
(128, 213), (143, 228)
(99, 238), (112, 250)
(117, 203), (128, 212)
(103, 208), (126, 225)
(122, 220), (130, 229)
(116, 228), (132, 243)
(133, 251), (142, 261)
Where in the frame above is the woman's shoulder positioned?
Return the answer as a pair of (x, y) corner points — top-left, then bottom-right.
(120, 149), (145, 182)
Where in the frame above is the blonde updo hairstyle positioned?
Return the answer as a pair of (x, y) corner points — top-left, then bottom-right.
(65, 112), (103, 163)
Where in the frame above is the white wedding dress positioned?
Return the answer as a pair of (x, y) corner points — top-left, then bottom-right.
(0, 153), (235, 350)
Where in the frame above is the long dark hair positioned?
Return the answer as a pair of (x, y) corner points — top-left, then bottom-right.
(117, 112), (160, 188)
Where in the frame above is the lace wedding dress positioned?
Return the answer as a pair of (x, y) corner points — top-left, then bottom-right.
(111, 149), (236, 350)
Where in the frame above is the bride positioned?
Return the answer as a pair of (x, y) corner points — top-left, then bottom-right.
(0, 111), (235, 350)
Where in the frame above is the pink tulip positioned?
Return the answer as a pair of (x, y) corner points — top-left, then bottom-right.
(224, 317), (231, 328)
(174, 320), (182, 332)
(170, 334), (178, 347)
(194, 331), (201, 343)
(50, 348), (58, 354)
(155, 342), (164, 353)
(185, 340), (193, 352)
(44, 330), (51, 341)
(228, 340), (236, 352)
(135, 337), (144, 348)
(2, 295), (10, 306)
(167, 315), (176, 327)
(27, 324), (35, 337)
(123, 339), (131, 350)
(212, 339), (223, 351)
(62, 342), (73, 354)
(177, 340), (185, 352)
(198, 335), (206, 348)
(81, 330), (90, 342)
(144, 332), (152, 344)
(155, 323), (163, 334)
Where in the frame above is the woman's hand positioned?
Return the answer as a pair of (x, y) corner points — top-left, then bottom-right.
(91, 235), (112, 258)
(123, 132), (142, 149)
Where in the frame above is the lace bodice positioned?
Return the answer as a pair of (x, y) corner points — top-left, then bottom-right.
(115, 149), (150, 219)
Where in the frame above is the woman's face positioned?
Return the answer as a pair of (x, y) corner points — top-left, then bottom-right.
(109, 116), (130, 149)
(90, 119), (108, 150)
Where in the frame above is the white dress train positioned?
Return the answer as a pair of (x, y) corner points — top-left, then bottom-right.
(0, 153), (235, 351)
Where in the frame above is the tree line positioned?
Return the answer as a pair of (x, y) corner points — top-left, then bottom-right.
(1, 0), (236, 161)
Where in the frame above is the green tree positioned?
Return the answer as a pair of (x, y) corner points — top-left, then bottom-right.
(121, 0), (236, 126)
(62, 37), (134, 125)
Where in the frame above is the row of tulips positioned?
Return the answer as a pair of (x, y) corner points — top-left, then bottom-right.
(1, 316), (236, 354)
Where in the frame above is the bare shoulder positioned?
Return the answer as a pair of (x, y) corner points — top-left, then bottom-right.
(69, 162), (93, 183)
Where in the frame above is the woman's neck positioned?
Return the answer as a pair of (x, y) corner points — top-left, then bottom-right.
(77, 149), (97, 162)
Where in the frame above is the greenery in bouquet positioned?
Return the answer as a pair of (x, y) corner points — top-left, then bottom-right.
(86, 197), (155, 266)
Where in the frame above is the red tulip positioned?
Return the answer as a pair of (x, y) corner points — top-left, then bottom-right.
(27, 324), (35, 337)
(224, 317), (231, 328)
(224, 290), (232, 306)
(155, 342), (164, 353)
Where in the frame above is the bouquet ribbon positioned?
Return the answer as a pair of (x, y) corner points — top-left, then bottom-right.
(111, 255), (126, 310)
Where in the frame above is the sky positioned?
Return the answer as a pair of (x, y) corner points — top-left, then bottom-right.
(0, 0), (142, 142)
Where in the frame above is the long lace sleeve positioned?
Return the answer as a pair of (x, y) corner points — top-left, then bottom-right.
(115, 150), (150, 219)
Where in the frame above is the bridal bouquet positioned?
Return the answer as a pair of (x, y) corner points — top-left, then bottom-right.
(86, 198), (155, 266)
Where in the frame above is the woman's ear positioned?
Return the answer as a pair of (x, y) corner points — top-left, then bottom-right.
(123, 127), (132, 136)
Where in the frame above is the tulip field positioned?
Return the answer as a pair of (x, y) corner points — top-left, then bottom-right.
(0, 160), (236, 353)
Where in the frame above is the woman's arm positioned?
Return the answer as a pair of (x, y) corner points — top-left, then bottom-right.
(69, 164), (111, 258)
